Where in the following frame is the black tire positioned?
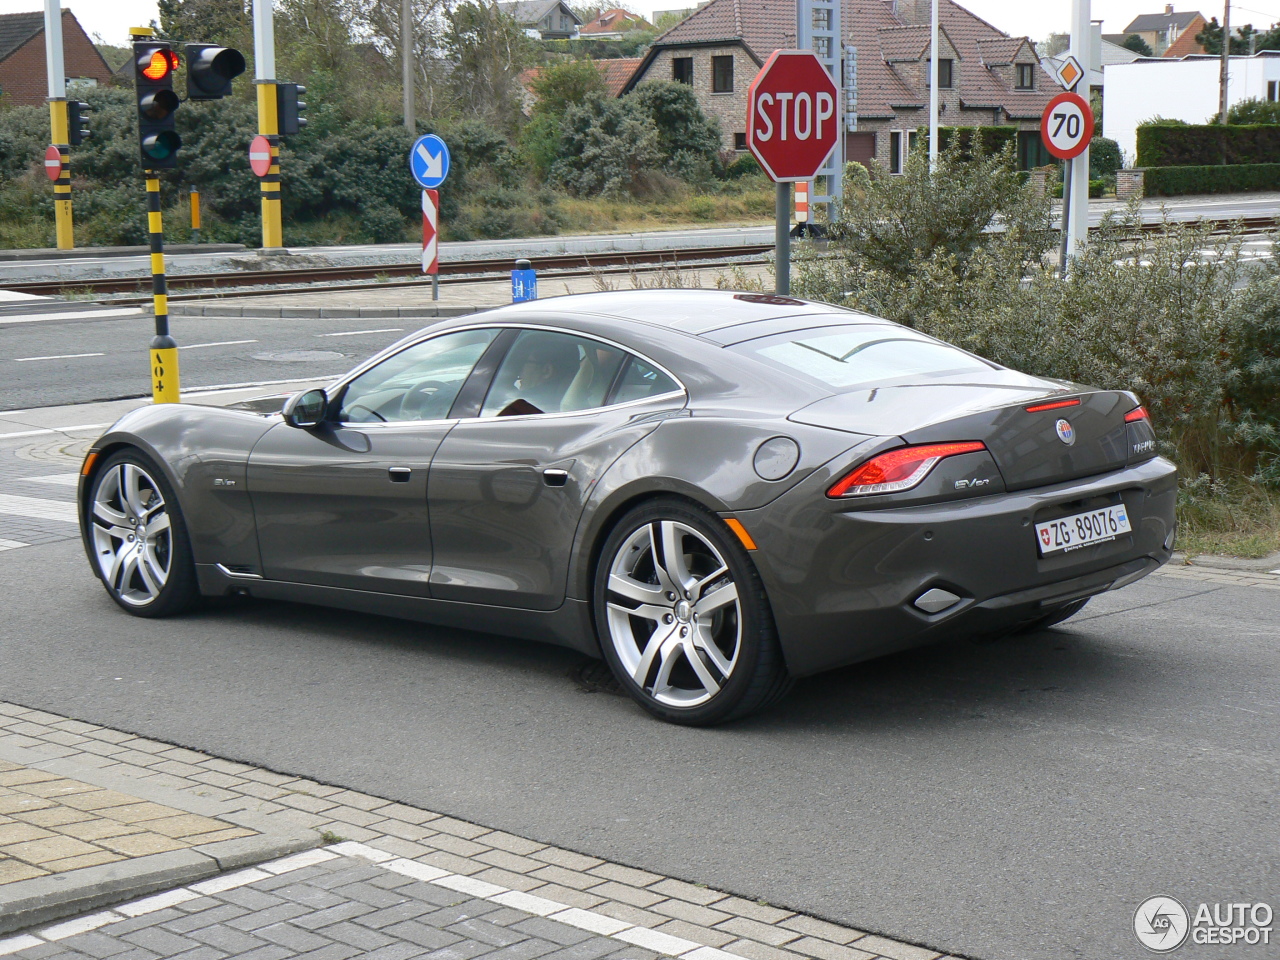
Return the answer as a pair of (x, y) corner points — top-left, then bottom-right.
(593, 497), (792, 726)
(1021, 597), (1090, 633)
(85, 449), (199, 618)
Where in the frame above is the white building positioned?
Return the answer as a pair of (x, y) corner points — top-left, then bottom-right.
(1104, 52), (1280, 164)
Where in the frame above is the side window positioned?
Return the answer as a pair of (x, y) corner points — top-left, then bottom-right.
(481, 330), (627, 417)
(337, 328), (497, 423)
(610, 356), (680, 405)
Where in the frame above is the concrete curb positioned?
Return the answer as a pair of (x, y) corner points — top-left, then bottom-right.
(0, 740), (320, 936)
(0, 244), (245, 262)
(169, 303), (489, 319)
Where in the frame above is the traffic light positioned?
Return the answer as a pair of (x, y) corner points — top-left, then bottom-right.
(67, 100), (90, 146)
(133, 41), (181, 168)
(185, 44), (245, 100)
(277, 83), (307, 135)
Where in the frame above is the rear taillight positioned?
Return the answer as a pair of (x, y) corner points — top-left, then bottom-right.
(1025, 397), (1081, 413)
(828, 441), (987, 498)
(1124, 405), (1150, 423)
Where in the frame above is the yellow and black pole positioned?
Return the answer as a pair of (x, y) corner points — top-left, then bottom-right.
(189, 185), (201, 244)
(146, 175), (179, 403)
(256, 82), (284, 251)
(43, 0), (72, 248)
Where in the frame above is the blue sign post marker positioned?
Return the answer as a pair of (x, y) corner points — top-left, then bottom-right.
(409, 134), (450, 189)
(512, 258), (537, 303)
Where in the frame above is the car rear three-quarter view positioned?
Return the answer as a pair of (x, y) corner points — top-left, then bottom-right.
(77, 290), (1178, 725)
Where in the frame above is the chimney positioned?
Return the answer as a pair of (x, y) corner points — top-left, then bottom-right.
(1165, 4), (1173, 14)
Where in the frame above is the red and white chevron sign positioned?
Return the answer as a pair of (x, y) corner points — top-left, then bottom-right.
(422, 189), (439, 275)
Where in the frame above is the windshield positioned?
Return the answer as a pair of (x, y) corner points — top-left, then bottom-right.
(730, 325), (995, 389)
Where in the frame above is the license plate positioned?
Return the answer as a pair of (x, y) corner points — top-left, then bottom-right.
(1036, 504), (1132, 555)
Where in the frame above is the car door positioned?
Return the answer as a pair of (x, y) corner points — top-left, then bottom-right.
(247, 327), (503, 596)
(427, 328), (686, 611)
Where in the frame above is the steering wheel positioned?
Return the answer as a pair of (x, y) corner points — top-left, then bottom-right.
(345, 402), (386, 422)
(399, 380), (453, 420)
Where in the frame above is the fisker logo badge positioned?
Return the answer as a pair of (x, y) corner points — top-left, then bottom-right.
(213, 478), (237, 487)
(955, 477), (991, 490)
(1055, 419), (1076, 445)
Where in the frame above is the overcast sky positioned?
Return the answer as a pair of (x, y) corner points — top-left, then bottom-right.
(2, 1), (1278, 49)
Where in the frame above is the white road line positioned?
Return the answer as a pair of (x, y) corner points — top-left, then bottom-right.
(0, 493), (77, 523)
(317, 328), (404, 337)
(0, 422), (110, 440)
(24, 473), (80, 486)
(13, 352), (105, 362)
(182, 339), (259, 349)
(0, 539), (30, 551)
(0, 308), (142, 325)
(182, 376), (338, 394)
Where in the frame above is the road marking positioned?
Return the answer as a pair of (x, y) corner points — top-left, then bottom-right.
(0, 422), (110, 440)
(24, 473), (80, 486)
(318, 328), (403, 337)
(182, 376), (338, 394)
(0, 308), (143, 325)
(13, 353), (105, 362)
(182, 339), (259, 349)
(0, 538), (29, 551)
(0, 493), (77, 523)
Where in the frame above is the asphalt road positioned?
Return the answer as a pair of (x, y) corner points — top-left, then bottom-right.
(0, 311), (395, 410)
(1, 539), (1275, 960)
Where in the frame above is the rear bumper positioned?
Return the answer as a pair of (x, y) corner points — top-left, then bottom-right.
(740, 457), (1177, 677)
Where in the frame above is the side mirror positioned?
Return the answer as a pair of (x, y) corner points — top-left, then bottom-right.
(282, 388), (327, 428)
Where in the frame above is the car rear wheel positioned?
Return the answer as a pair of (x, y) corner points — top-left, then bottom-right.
(594, 498), (791, 725)
(87, 450), (198, 618)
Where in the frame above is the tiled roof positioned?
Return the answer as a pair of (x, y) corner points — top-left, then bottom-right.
(1123, 10), (1205, 32)
(974, 37), (1023, 64)
(601, 57), (643, 95)
(0, 11), (44, 64)
(579, 9), (652, 34)
(635, 0), (1059, 121)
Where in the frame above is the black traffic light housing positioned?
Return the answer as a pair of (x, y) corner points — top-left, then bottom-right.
(277, 82), (307, 135)
(67, 100), (90, 146)
(185, 44), (246, 100)
(132, 41), (181, 168)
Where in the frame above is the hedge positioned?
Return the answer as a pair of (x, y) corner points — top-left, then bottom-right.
(928, 125), (1018, 157)
(1136, 124), (1280, 167)
(1144, 163), (1280, 196)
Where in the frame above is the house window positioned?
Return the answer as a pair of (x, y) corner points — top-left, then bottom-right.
(1016, 64), (1035, 90)
(907, 130), (919, 154)
(673, 57), (693, 85)
(1269, 81), (1279, 102)
(889, 131), (903, 174)
(712, 56), (733, 93)
(935, 58), (953, 89)
(734, 132), (747, 150)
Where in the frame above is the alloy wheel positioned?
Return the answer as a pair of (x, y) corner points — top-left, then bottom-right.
(604, 519), (742, 708)
(90, 462), (174, 607)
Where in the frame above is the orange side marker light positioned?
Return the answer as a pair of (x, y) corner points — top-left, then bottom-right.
(81, 451), (99, 476)
(725, 517), (758, 551)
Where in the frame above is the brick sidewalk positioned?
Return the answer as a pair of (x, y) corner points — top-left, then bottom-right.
(0, 703), (950, 960)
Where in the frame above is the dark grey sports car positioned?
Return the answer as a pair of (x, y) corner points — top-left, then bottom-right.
(78, 290), (1177, 724)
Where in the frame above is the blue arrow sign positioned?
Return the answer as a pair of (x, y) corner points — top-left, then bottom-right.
(409, 134), (450, 189)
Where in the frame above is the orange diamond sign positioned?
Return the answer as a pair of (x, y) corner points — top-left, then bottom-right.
(1054, 55), (1083, 91)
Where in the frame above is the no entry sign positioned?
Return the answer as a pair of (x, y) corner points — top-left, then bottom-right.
(44, 145), (62, 181)
(1041, 92), (1094, 161)
(746, 50), (839, 182)
(248, 135), (272, 177)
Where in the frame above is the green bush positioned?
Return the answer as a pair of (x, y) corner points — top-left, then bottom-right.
(1136, 123), (1280, 166)
(1226, 98), (1280, 125)
(929, 126), (1019, 158)
(1144, 164), (1280, 196)
(1050, 179), (1106, 199)
(1089, 137), (1123, 179)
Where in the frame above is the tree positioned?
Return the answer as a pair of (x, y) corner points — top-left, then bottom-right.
(444, 2), (536, 131)
(626, 81), (721, 179)
(156, 0), (252, 47)
(1037, 33), (1069, 58)
(1121, 33), (1153, 57)
(1226, 97), (1280, 124)
(1196, 17), (1256, 55)
(530, 58), (607, 117)
(550, 94), (660, 196)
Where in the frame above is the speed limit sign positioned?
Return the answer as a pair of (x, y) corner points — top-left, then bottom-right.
(1040, 91), (1094, 160)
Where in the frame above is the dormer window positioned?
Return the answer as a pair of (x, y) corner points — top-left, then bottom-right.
(928, 58), (953, 89)
(1016, 64), (1035, 89)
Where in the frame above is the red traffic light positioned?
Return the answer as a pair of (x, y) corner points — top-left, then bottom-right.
(141, 49), (179, 80)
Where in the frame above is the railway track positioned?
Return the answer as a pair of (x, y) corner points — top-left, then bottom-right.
(3, 215), (1275, 300)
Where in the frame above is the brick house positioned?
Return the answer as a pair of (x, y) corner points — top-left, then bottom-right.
(1120, 6), (1208, 57)
(579, 9), (654, 39)
(497, 0), (582, 40)
(0, 9), (112, 107)
(621, 0), (1061, 171)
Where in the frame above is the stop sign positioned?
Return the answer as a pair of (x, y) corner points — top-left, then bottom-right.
(747, 50), (840, 182)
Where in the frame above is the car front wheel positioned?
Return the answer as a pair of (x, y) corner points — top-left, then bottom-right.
(86, 450), (198, 617)
(593, 498), (791, 725)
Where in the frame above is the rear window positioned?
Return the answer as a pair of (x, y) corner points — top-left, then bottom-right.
(730, 325), (994, 388)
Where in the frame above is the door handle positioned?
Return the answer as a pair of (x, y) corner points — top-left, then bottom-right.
(542, 468), (570, 487)
(389, 467), (411, 483)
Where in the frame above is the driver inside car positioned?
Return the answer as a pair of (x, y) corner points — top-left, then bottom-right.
(498, 338), (581, 415)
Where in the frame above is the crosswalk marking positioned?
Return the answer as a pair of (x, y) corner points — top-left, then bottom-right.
(24, 474), (81, 487)
(0, 538), (29, 551)
(0, 493), (77, 522)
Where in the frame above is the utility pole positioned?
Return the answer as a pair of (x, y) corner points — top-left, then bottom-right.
(43, 0), (72, 249)
(402, 0), (415, 130)
(1219, 0), (1230, 123)
(253, 0), (284, 253)
(1066, 0), (1091, 263)
(929, 0), (939, 170)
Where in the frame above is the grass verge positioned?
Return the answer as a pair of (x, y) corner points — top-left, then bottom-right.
(1176, 479), (1280, 558)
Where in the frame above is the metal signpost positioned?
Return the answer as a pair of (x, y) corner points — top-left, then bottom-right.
(795, 0), (842, 218)
(410, 134), (450, 301)
(1040, 89), (1094, 276)
(745, 50), (840, 295)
